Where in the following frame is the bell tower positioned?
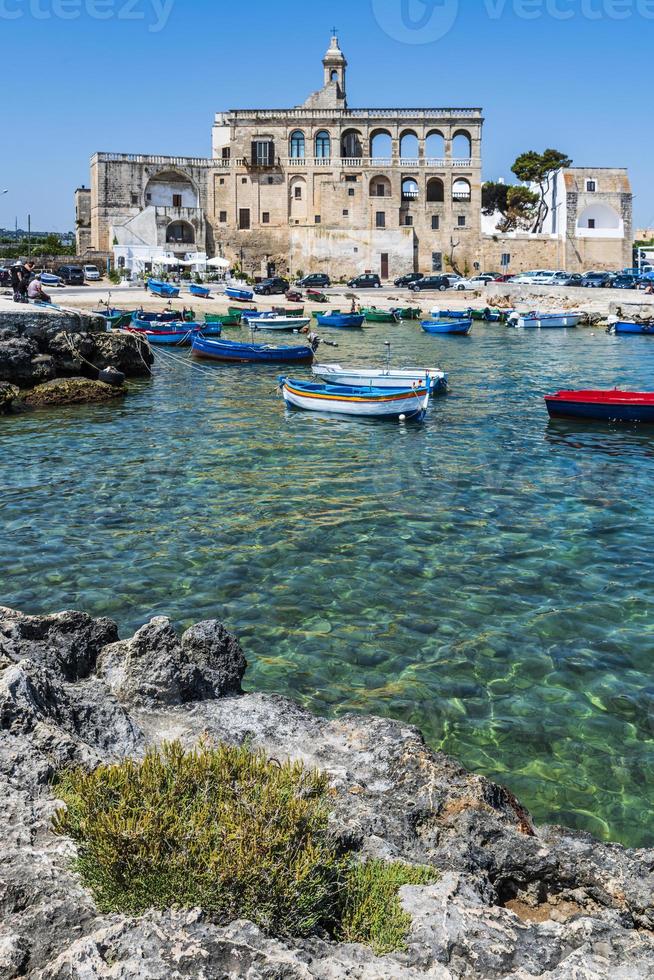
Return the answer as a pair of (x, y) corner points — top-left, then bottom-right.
(322, 33), (347, 101)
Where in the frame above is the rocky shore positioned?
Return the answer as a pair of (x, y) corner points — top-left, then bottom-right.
(1, 606), (652, 978)
(0, 308), (152, 411)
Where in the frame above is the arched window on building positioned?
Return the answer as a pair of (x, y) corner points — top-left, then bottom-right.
(452, 131), (472, 160)
(341, 129), (363, 159)
(400, 131), (419, 161)
(425, 131), (445, 161)
(452, 178), (472, 202)
(315, 131), (331, 159)
(426, 178), (445, 203)
(370, 130), (392, 160)
(401, 178), (419, 202)
(166, 220), (195, 244)
(290, 131), (305, 159)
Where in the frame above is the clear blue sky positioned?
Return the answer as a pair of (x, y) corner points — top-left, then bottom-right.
(2, 0), (652, 231)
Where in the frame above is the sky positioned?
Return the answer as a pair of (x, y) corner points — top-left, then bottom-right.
(1, 0), (653, 232)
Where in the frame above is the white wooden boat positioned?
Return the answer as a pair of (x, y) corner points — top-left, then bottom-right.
(281, 378), (430, 420)
(247, 314), (311, 331)
(312, 363), (448, 394)
(509, 312), (582, 329)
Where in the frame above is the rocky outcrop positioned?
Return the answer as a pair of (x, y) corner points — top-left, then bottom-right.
(21, 377), (126, 408)
(0, 382), (19, 413)
(0, 310), (152, 391)
(0, 606), (652, 979)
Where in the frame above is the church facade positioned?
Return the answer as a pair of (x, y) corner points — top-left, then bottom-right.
(78, 36), (484, 279)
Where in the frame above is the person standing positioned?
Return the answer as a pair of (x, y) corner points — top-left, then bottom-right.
(10, 262), (23, 302)
(19, 261), (36, 303)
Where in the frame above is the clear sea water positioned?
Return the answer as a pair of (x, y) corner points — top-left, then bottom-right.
(2, 320), (653, 847)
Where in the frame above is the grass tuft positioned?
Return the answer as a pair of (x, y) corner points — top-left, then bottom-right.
(53, 741), (437, 952)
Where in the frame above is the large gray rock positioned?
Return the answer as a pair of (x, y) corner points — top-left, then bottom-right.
(0, 606), (652, 979)
(0, 382), (19, 413)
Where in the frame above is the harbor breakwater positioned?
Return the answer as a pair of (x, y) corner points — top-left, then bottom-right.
(0, 309), (152, 410)
(1, 605), (653, 979)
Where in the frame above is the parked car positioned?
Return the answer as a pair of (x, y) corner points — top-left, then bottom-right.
(83, 264), (101, 282)
(348, 273), (382, 289)
(444, 274), (464, 288)
(481, 272), (502, 280)
(581, 271), (615, 289)
(454, 275), (491, 291)
(0, 267), (11, 287)
(531, 270), (565, 285)
(57, 265), (85, 285)
(493, 274), (514, 282)
(551, 273), (584, 287)
(394, 272), (424, 287)
(408, 275), (451, 292)
(611, 274), (640, 290)
(39, 271), (65, 287)
(297, 273), (331, 288)
(254, 277), (290, 296)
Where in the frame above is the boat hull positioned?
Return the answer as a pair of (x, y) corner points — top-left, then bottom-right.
(362, 308), (399, 323)
(147, 279), (180, 298)
(282, 379), (430, 420)
(191, 335), (313, 364)
(421, 319), (472, 336)
(189, 285), (211, 298)
(315, 313), (366, 329)
(128, 325), (200, 346)
(205, 313), (241, 326)
(429, 309), (471, 320)
(515, 314), (581, 328)
(610, 321), (654, 335)
(546, 389), (654, 422)
(312, 365), (447, 394)
(251, 317), (311, 331)
(225, 287), (254, 302)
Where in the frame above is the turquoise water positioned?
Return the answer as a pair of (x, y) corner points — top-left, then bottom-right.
(2, 321), (654, 847)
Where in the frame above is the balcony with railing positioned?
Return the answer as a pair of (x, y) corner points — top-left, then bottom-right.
(215, 156), (475, 170)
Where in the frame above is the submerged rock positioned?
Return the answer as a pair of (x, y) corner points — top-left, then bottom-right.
(0, 605), (652, 979)
(22, 377), (126, 408)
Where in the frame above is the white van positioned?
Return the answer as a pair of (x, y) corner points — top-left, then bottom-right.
(84, 264), (101, 282)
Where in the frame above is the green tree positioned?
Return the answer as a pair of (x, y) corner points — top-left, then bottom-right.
(511, 149), (572, 233)
(482, 181), (509, 217)
(482, 182), (539, 232)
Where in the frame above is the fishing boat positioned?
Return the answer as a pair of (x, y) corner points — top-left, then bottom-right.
(312, 364), (448, 394)
(429, 308), (471, 321)
(390, 307), (422, 320)
(315, 312), (366, 329)
(133, 309), (195, 324)
(510, 312), (581, 328)
(608, 320), (654, 335)
(280, 378), (430, 421)
(225, 286), (254, 302)
(199, 322), (222, 337)
(92, 308), (134, 329)
(189, 283), (211, 299)
(306, 289), (328, 302)
(191, 334), (313, 364)
(229, 306), (258, 318)
(250, 314), (311, 332)
(362, 307), (400, 324)
(205, 312), (241, 326)
(127, 323), (200, 346)
(273, 307), (305, 318)
(545, 389), (654, 423)
(470, 307), (513, 323)
(421, 319), (473, 336)
(147, 279), (180, 298)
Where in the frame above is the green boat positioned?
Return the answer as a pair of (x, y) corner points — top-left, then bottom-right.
(470, 308), (512, 323)
(93, 309), (136, 329)
(273, 307), (305, 318)
(205, 312), (241, 326)
(362, 307), (400, 324)
(391, 306), (422, 320)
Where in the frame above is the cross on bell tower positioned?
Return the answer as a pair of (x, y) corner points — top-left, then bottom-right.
(323, 32), (347, 102)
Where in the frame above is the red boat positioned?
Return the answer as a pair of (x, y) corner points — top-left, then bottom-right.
(545, 389), (654, 422)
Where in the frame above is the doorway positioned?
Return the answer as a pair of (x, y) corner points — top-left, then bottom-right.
(381, 253), (389, 279)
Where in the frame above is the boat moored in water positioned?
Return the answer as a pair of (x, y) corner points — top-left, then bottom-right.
(361, 307), (400, 324)
(421, 319), (472, 336)
(280, 378), (430, 420)
(127, 322), (201, 346)
(510, 312), (582, 329)
(429, 308), (471, 321)
(250, 314), (311, 331)
(608, 320), (654, 335)
(545, 389), (654, 422)
(205, 312), (241, 326)
(312, 363), (448, 394)
(191, 334), (313, 364)
(315, 312), (366, 329)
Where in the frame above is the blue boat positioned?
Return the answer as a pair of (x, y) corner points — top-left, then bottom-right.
(191, 334), (313, 364)
(131, 309), (194, 324)
(421, 319), (473, 336)
(609, 320), (654, 335)
(281, 378), (430, 421)
(128, 322), (200, 346)
(225, 286), (254, 302)
(315, 312), (366, 329)
(189, 284), (211, 299)
(147, 279), (180, 298)
(430, 309), (471, 320)
(199, 322), (222, 337)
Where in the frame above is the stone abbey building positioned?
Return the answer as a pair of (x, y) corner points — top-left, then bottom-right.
(77, 36), (483, 279)
(76, 35), (632, 278)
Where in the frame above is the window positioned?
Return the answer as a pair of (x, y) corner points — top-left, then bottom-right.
(342, 209), (349, 216)
(267, 176), (274, 185)
(252, 140), (275, 167)
(172, 194), (182, 208)
(290, 130), (305, 159)
(501, 253), (510, 268)
(238, 208), (250, 230)
(586, 180), (596, 192)
(588, 218), (596, 229)
(221, 147), (231, 160)
(166, 221), (194, 244)
(431, 215), (440, 230)
(219, 178), (225, 185)
(458, 215), (466, 227)
(262, 212), (270, 224)
(375, 212), (386, 228)
(348, 188), (355, 197)
(242, 177), (247, 184)
(131, 193), (138, 205)
(315, 215), (321, 224)
(375, 182), (386, 197)
(432, 252), (443, 272)
(345, 175), (358, 183)
(219, 211), (227, 223)
(294, 186), (302, 200)
(402, 215), (413, 226)
(146, 193), (152, 202)
(315, 131), (331, 159)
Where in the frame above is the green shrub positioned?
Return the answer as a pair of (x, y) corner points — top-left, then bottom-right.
(107, 268), (121, 285)
(338, 859), (437, 955)
(53, 742), (437, 952)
